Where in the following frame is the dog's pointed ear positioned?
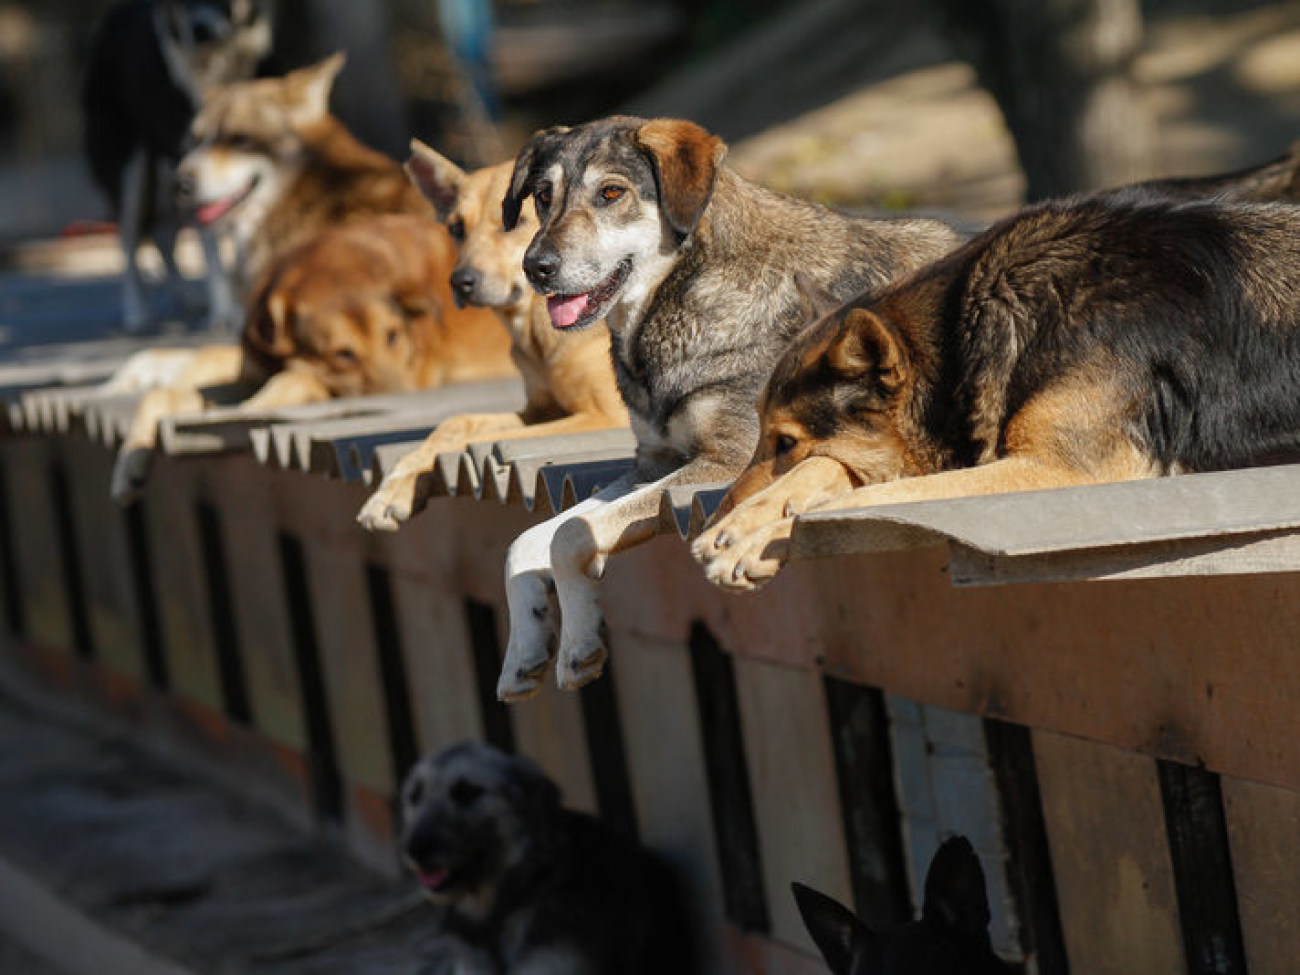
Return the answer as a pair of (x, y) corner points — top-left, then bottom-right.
(827, 308), (907, 392)
(922, 836), (993, 940)
(792, 882), (880, 975)
(793, 273), (844, 328)
(502, 125), (570, 231)
(634, 118), (727, 238)
(286, 52), (346, 128)
(405, 140), (466, 223)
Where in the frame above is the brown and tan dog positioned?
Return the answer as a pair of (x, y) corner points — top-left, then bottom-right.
(355, 142), (628, 532)
(692, 190), (1300, 589)
(110, 213), (514, 503)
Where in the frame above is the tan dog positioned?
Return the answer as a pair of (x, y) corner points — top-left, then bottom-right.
(110, 214), (514, 503)
(355, 142), (628, 532)
(175, 52), (432, 325)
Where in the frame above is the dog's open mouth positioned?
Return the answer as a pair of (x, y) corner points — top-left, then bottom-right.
(193, 176), (259, 226)
(417, 864), (454, 893)
(545, 259), (631, 331)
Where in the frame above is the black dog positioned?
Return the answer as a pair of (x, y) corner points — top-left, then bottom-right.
(794, 836), (1011, 975)
(400, 742), (699, 974)
(82, 0), (271, 331)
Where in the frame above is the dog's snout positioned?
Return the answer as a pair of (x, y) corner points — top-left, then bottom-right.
(450, 267), (479, 299)
(524, 246), (561, 287)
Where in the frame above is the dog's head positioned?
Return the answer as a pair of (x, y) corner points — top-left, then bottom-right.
(500, 115), (727, 332)
(714, 276), (926, 516)
(155, 0), (271, 96)
(399, 742), (563, 917)
(406, 142), (537, 312)
(243, 215), (448, 396)
(177, 52), (345, 235)
(794, 837), (1009, 975)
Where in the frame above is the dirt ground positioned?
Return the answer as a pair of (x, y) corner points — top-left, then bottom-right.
(633, 1), (1300, 220)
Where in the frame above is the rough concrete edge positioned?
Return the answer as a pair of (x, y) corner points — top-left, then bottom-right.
(0, 855), (196, 975)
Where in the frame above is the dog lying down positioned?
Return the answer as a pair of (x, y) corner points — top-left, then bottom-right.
(794, 836), (1011, 975)
(400, 742), (700, 974)
(355, 143), (628, 533)
(109, 213), (514, 504)
(491, 115), (961, 700)
(694, 189), (1300, 589)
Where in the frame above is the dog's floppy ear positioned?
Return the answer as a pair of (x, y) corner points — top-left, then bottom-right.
(921, 835), (993, 941)
(793, 272), (845, 328)
(405, 140), (466, 223)
(634, 118), (727, 239)
(792, 882), (880, 975)
(285, 52), (346, 128)
(826, 308), (907, 393)
(502, 125), (571, 231)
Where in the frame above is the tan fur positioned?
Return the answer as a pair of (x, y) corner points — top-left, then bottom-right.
(357, 148), (628, 532)
(111, 214), (515, 504)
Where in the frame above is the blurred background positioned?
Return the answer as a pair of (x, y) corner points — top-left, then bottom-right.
(0, 0), (1298, 244)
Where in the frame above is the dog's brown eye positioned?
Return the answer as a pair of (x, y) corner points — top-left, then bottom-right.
(535, 186), (553, 208)
(335, 347), (358, 364)
(449, 779), (484, 806)
(447, 218), (465, 242)
(774, 433), (798, 456)
(599, 185), (625, 203)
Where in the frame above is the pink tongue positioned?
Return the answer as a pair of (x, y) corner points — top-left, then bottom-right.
(419, 867), (450, 889)
(195, 197), (235, 226)
(547, 292), (590, 329)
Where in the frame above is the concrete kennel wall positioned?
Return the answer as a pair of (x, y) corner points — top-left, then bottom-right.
(2, 434), (1298, 974)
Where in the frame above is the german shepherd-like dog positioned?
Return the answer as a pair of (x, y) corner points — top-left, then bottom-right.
(82, 0), (272, 331)
(492, 115), (960, 699)
(399, 742), (699, 974)
(109, 213), (514, 503)
(794, 836), (1010, 975)
(355, 143), (629, 533)
(693, 189), (1300, 589)
(175, 52), (430, 317)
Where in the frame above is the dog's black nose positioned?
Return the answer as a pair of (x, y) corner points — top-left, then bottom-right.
(525, 248), (561, 285)
(450, 267), (479, 299)
(175, 171), (196, 207)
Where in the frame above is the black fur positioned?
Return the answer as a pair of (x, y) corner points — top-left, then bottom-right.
(401, 742), (699, 974)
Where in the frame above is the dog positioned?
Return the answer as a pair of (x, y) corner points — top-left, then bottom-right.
(82, 0), (272, 331)
(174, 52), (431, 317)
(487, 115), (960, 699)
(399, 741), (699, 974)
(793, 836), (1011, 975)
(692, 190), (1300, 589)
(355, 142), (629, 533)
(109, 213), (515, 503)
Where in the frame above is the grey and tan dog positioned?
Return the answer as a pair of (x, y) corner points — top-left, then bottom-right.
(400, 742), (699, 974)
(493, 115), (961, 699)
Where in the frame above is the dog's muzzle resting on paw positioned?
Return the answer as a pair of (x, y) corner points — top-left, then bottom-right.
(399, 742), (701, 974)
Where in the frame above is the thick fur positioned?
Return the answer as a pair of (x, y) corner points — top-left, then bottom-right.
(400, 742), (699, 974)
(109, 214), (514, 504)
(493, 115), (960, 699)
(695, 190), (1300, 589)
(794, 836), (1010, 975)
(357, 144), (628, 533)
(176, 53), (430, 305)
(82, 0), (271, 331)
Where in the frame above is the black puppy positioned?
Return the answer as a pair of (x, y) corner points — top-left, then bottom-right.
(400, 742), (699, 974)
(794, 836), (1011, 975)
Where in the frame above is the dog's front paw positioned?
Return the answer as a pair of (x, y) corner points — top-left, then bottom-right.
(497, 631), (555, 702)
(692, 493), (792, 562)
(699, 517), (794, 591)
(555, 621), (609, 691)
(357, 473), (420, 532)
(111, 447), (153, 506)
